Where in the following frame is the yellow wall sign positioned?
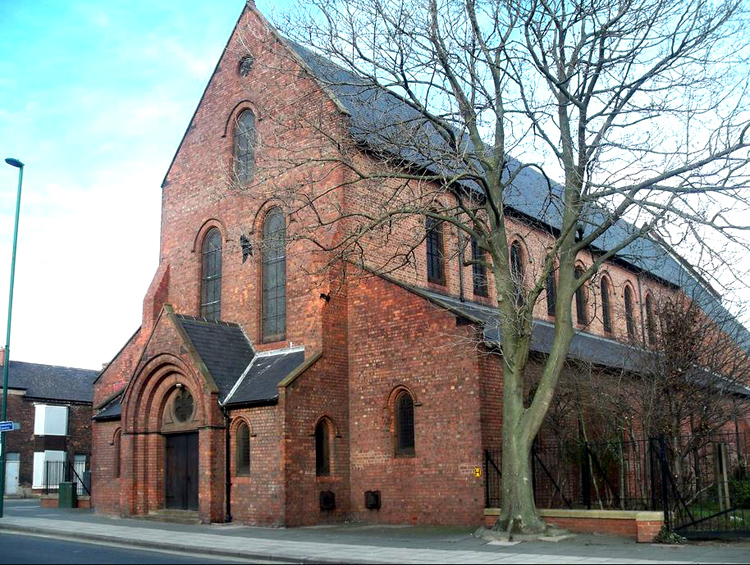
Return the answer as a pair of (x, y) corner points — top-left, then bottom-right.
(474, 467), (482, 478)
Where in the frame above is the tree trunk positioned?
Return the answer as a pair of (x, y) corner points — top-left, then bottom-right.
(494, 430), (546, 534)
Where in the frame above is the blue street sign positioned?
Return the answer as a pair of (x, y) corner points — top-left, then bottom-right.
(0, 421), (15, 432)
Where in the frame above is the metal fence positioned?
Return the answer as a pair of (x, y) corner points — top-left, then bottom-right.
(43, 460), (91, 497)
(485, 431), (750, 538)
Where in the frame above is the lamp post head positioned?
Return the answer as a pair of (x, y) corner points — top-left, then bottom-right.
(4, 158), (24, 169)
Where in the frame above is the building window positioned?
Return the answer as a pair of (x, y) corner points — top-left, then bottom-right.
(315, 420), (331, 477)
(625, 286), (636, 341)
(236, 422), (250, 476)
(394, 391), (415, 457)
(574, 267), (587, 325)
(234, 110), (255, 184)
(546, 269), (557, 316)
(646, 295), (657, 346)
(114, 429), (122, 479)
(510, 241), (525, 305)
(262, 209), (287, 342)
(425, 217), (445, 285)
(200, 228), (222, 320)
(601, 278), (612, 334)
(471, 237), (488, 297)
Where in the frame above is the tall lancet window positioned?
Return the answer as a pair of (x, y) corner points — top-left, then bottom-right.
(201, 228), (222, 320)
(234, 110), (256, 184)
(262, 209), (287, 342)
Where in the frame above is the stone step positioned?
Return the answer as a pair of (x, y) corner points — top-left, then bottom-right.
(143, 510), (202, 525)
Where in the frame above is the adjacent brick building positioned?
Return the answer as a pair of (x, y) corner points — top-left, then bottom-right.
(1, 349), (99, 497)
(91, 3), (750, 530)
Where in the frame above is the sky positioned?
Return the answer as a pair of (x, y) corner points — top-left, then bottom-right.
(1, 0), (749, 371)
(0, 0), (286, 369)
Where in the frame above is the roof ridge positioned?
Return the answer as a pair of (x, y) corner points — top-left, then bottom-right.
(8, 359), (100, 373)
(175, 314), (242, 328)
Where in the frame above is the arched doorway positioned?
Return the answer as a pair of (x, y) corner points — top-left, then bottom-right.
(163, 386), (199, 510)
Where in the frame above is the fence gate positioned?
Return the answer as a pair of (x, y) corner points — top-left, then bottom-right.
(666, 435), (750, 539)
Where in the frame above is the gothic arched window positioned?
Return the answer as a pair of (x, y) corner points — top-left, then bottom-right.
(315, 419), (331, 477)
(394, 391), (415, 457)
(510, 241), (525, 306)
(200, 228), (222, 320)
(234, 110), (256, 185)
(236, 422), (250, 476)
(646, 294), (657, 346)
(261, 209), (287, 342)
(114, 429), (122, 479)
(625, 286), (637, 341)
(471, 237), (488, 297)
(426, 217), (445, 284)
(574, 267), (587, 325)
(601, 278), (613, 334)
(546, 269), (557, 316)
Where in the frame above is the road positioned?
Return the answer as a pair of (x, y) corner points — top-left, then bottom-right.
(0, 532), (288, 564)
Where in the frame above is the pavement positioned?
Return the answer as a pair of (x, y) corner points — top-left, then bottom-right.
(1, 499), (749, 564)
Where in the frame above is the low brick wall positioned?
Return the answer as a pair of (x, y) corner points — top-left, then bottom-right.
(484, 509), (664, 543)
(39, 494), (91, 510)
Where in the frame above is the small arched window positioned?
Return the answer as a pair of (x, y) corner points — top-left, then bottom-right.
(394, 391), (415, 457)
(234, 110), (256, 184)
(201, 228), (222, 320)
(114, 428), (122, 479)
(574, 267), (587, 325)
(315, 419), (331, 477)
(601, 278), (613, 334)
(236, 422), (250, 476)
(646, 295), (657, 346)
(262, 209), (287, 342)
(510, 241), (525, 306)
(471, 237), (488, 297)
(625, 286), (636, 341)
(426, 217), (445, 284)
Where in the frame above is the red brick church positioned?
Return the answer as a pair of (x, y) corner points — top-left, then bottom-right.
(91, 2), (750, 528)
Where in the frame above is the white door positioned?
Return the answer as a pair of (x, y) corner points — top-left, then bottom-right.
(73, 455), (86, 495)
(5, 453), (20, 495)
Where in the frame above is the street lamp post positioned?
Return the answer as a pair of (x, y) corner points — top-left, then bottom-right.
(0, 157), (24, 519)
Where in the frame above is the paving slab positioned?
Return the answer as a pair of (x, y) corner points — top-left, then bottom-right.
(1, 500), (748, 564)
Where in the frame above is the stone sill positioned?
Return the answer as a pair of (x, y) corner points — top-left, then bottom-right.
(484, 508), (663, 521)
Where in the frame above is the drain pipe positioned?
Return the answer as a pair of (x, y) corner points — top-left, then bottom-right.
(222, 405), (232, 523)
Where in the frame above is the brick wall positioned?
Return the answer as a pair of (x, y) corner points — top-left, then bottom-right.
(346, 274), (485, 526)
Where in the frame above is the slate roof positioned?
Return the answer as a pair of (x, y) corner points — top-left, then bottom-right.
(409, 285), (750, 397)
(223, 347), (306, 407)
(288, 42), (750, 352)
(175, 315), (255, 399)
(5, 360), (99, 403)
(93, 397), (122, 421)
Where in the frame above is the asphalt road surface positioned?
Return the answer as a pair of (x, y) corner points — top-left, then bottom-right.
(0, 532), (286, 564)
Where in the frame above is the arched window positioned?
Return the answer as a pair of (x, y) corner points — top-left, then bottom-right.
(601, 278), (613, 334)
(546, 269), (557, 316)
(114, 429), (122, 479)
(234, 110), (255, 184)
(236, 422), (250, 476)
(625, 286), (636, 341)
(646, 295), (657, 346)
(201, 228), (222, 320)
(425, 217), (445, 284)
(471, 237), (488, 297)
(315, 419), (331, 477)
(262, 209), (286, 342)
(574, 267), (587, 325)
(510, 241), (524, 306)
(394, 391), (415, 457)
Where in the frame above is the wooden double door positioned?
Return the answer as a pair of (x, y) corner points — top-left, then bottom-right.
(165, 432), (199, 511)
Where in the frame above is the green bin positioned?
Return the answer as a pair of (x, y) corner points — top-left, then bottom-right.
(58, 482), (77, 508)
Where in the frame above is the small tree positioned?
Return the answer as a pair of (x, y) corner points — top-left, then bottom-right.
(235, 0), (750, 532)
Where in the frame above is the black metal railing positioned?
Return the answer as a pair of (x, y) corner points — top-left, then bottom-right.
(485, 431), (750, 538)
(43, 460), (91, 497)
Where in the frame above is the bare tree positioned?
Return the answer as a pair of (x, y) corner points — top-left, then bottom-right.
(231, 0), (750, 533)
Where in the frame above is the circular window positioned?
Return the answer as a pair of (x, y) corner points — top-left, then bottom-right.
(173, 389), (195, 423)
(239, 55), (254, 77)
